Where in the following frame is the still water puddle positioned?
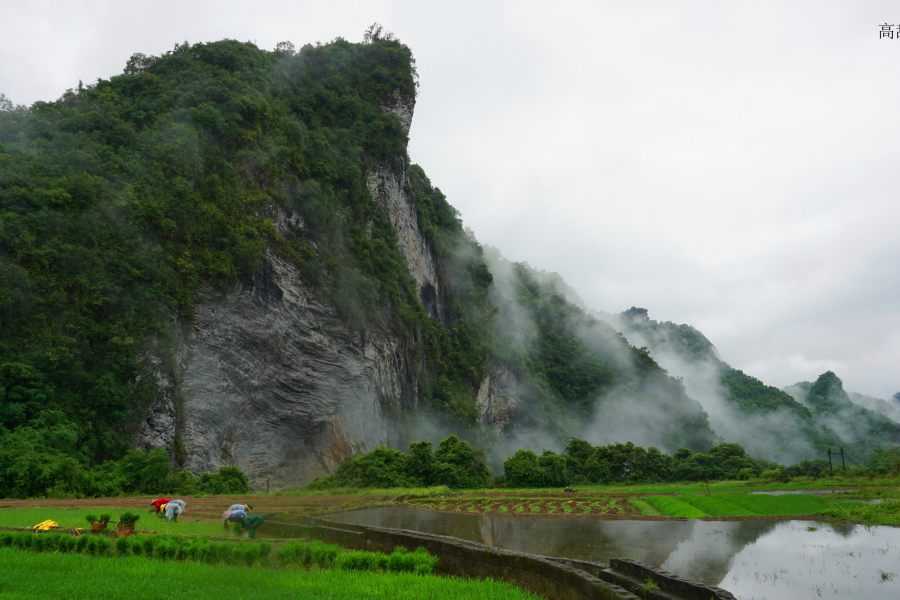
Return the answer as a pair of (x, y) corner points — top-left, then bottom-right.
(327, 507), (900, 600)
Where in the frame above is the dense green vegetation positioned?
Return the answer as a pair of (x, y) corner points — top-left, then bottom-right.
(312, 433), (900, 490)
(304, 435), (777, 490)
(502, 438), (776, 486)
(0, 442), (249, 498)
(306, 435), (490, 490)
(722, 368), (810, 418)
(409, 166), (495, 424)
(0, 32), (499, 497)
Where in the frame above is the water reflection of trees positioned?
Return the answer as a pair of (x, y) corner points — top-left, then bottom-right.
(331, 509), (782, 586)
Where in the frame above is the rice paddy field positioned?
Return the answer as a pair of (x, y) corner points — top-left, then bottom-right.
(0, 507), (230, 537)
(0, 547), (539, 600)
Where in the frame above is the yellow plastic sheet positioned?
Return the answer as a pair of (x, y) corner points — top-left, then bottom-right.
(33, 520), (59, 532)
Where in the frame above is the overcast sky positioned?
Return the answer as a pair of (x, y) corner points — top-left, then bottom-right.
(1, 0), (898, 398)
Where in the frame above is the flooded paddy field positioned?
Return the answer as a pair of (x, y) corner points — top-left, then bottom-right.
(327, 506), (900, 599)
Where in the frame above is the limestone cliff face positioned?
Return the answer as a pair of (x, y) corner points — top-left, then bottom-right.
(476, 359), (521, 433)
(136, 247), (422, 490)
(135, 94), (435, 491)
(366, 93), (447, 322)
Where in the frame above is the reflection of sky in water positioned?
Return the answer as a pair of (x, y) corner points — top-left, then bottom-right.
(691, 521), (900, 600)
(328, 508), (900, 599)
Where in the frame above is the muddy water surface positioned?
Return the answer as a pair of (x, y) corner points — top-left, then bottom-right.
(328, 507), (900, 600)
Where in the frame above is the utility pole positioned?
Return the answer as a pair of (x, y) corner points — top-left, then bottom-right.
(828, 449), (833, 474)
(840, 448), (846, 472)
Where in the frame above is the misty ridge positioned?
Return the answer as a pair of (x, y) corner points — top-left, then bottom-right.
(437, 243), (900, 471)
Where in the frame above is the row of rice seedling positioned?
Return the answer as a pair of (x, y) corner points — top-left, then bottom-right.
(116, 533), (272, 566)
(641, 492), (839, 518)
(0, 530), (113, 556)
(641, 496), (708, 518)
(1, 547), (541, 600)
(2, 529), (440, 575)
(276, 540), (438, 574)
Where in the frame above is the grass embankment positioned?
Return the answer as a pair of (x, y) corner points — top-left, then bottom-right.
(631, 491), (900, 524)
(0, 547), (539, 600)
(0, 508), (228, 537)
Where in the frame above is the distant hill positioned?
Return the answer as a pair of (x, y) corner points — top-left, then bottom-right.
(606, 311), (898, 464)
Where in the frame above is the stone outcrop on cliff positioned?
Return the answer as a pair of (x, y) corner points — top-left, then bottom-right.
(476, 359), (521, 433)
(137, 247), (421, 490)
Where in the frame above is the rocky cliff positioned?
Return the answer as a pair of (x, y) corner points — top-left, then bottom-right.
(137, 101), (434, 491)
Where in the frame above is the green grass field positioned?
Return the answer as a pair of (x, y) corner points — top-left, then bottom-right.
(637, 496), (707, 518)
(0, 508), (228, 537)
(0, 547), (538, 600)
(631, 491), (889, 522)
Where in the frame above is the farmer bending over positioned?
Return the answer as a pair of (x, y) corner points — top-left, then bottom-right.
(151, 498), (171, 514)
(236, 514), (264, 539)
(162, 499), (186, 522)
(221, 509), (247, 529)
(228, 503), (253, 513)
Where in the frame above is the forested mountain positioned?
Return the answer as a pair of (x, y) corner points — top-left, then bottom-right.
(610, 311), (900, 464)
(0, 32), (718, 496)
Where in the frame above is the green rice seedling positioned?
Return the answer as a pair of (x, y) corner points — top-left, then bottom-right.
(499, 506), (508, 513)
(235, 543), (268, 567)
(276, 541), (306, 566)
(85, 536), (112, 557)
(643, 496), (707, 519)
(136, 534), (157, 557)
(154, 538), (178, 561)
(84, 514), (98, 524)
(879, 570), (895, 582)
(634, 577), (660, 597)
(257, 542), (272, 566)
(57, 535), (76, 553)
(0, 546), (540, 600)
(115, 535), (134, 556)
(74, 535), (90, 553)
(382, 546), (439, 574)
(47, 534), (65, 552)
(514, 505), (525, 513)
(386, 547), (415, 573)
(98, 514), (111, 524)
(218, 541), (238, 565)
(721, 493), (831, 517)
(13, 533), (34, 551)
(308, 540), (341, 568)
(182, 538), (208, 563)
(33, 534), (56, 553)
(0, 532), (13, 547)
(411, 547), (438, 575)
(337, 550), (389, 572)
